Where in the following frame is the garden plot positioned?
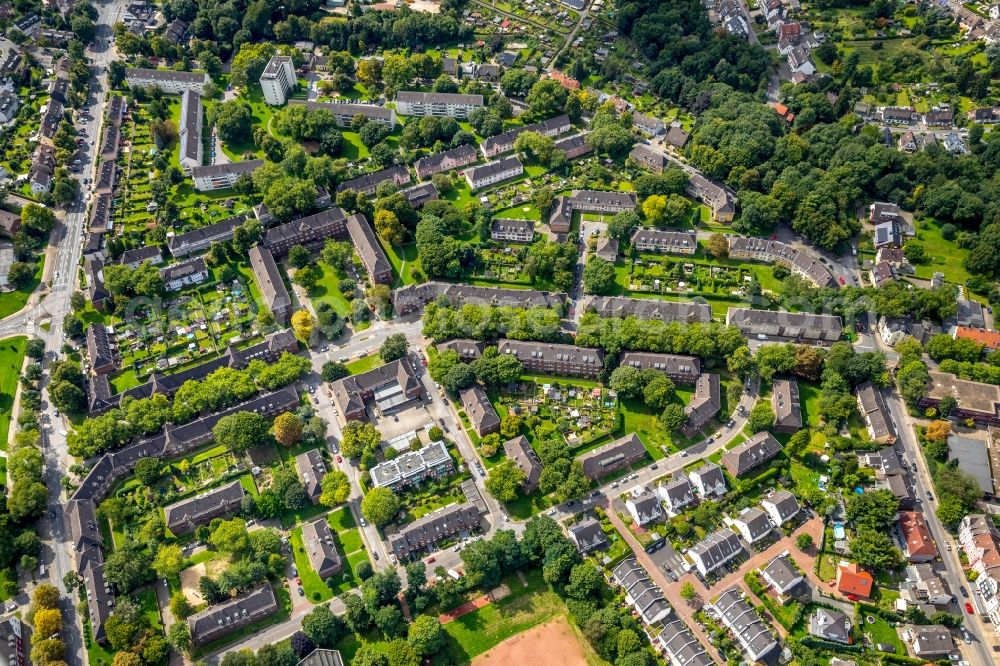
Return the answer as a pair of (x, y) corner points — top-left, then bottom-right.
(498, 381), (618, 448)
(470, 247), (532, 285)
(626, 255), (750, 297)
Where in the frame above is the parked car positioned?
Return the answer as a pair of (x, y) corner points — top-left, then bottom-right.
(965, 602), (975, 614)
(960, 586), (969, 598)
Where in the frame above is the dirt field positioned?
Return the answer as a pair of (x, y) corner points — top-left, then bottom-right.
(178, 558), (227, 605)
(472, 617), (590, 666)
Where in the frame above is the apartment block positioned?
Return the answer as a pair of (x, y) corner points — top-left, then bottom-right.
(248, 245), (292, 324)
(124, 67), (209, 94)
(178, 90), (203, 173)
(259, 55), (296, 105)
(630, 228), (697, 254)
(497, 339), (604, 378)
(465, 156), (523, 191)
(395, 91), (484, 118)
(191, 159), (265, 191)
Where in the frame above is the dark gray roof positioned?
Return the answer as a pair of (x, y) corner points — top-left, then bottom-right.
(579, 433), (646, 479)
(582, 296), (711, 323)
(168, 214), (246, 255)
(190, 159), (265, 179)
(290, 99), (394, 124)
(297, 649), (345, 666)
(689, 528), (742, 570)
(435, 339), (485, 360)
(856, 381), (894, 441)
(387, 502), (481, 557)
(179, 90), (202, 164)
(569, 516), (607, 551)
(481, 115), (570, 152)
(619, 352), (700, 382)
(86, 322), (114, 370)
(810, 608), (851, 643)
(570, 189), (638, 210)
(763, 490), (800, 524)
(762, 554), (801, 592)
(164, 480), (245, 532)
(735, 507), (771, 542)
(337, 165), (410, 194)
(459, 384), (500, 434)
(331, 359), (420, 417)
(772, 378), (802, 429)
(295, 449), (327, 501)
(300, 518), (342, 579)
(466, 156), (522, 182)
(503, 435), (542, 491)
(125, 67), (208, 84)
(414, 144), (478, 177)
(497, 339), (604, 370)
(723, 432), (781, 476)
(264, 207), (346, 251)
(120, 245), (161, 265)
(401, 182), (439, 208)
(396, 91), (483, 105)
(187, 585), (279, 645)
(630, 227), (697, 252)
(346, 212), (391, 279)
(393, 282), (567, 314)
(711, 586), (778, 660)
(159, 256), (208, 283)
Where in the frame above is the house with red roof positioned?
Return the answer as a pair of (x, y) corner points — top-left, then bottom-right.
(898, 511), (937, 563)
(836, 562), (873, 600)
(953, 326), (1000, 351)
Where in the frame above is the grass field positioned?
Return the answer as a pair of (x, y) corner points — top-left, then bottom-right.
(382, 242), (420, 287)
(909, 217), (974, 287)
(346, 355), (384, 374)
(440, 569), (569, 662)
(0, 336), (27, 449)
(307, 263), (354, 318)
(0, 259), (43, 320)
(862, 614), (905, 654)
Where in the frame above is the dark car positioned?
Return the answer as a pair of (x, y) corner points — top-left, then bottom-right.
(960, 586), (969, 598)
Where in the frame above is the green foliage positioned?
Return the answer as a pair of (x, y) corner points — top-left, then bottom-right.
(361, 487), (401, 526)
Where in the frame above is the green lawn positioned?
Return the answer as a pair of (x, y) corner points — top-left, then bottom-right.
(862, 615), (905, 654)
(307, 262), (353, 318)
(0, 569), (18, 602)
(909, 217), (974, 288)
(346, 355), (383, 374)
(381, 241), (420, 287)
(135, 586), (163, 633)
(0, 336), (27, 450)
(799, 381), (822, 429)
(0, 258), (43, 319)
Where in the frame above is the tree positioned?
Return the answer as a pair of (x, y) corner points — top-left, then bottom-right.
(643, 375), (675, 410)
(796, 533), (814, 551)
(565, 561), (602, 600)
(32, 583), (61, 610)
(609, 365), (645, 398)
(272, 412), (304, 447)
(153, 543), (184, 579)
(375, 210), (406, 246)
(660, 403), (687, 431)
(213, 411), (269, 451)
(290, 631), (316, 658)
(846, 489), (899, 530)
(407, 614), (444, 655)
(705, 233), (729, 258)
(361, 487), (400, 526)
(169, 592), (193, 620)
(925, 420), (951, 443)
(747, 401), (775, 433)
(291, 309), (315, 342)
(321, 361), (350, 382)
(103, 542), (153, 593)
(33, 608), (62, 637)
(583, 257), (616, 295)
(31, 639), (65, 665)
(112, 652), (142, 666)
(341, 421), (381, 459)
(230, 41), (277, 87)
(288, 244), (311, 269)
(320, 470), (351, 506)
(525, 79), (569, 118)
(404, 561), (426, 591)
(302, 605), (345, 647)
(680, 581), (697, 602)
(209, 518), (250, 555)
(213, 101), (253, 144)
(7, 480), (48, 521)
(133, 457), (163, 485)
(380, 333), (408, 363)
(849, 529), (903, 569)
(485, 460), (526, 502)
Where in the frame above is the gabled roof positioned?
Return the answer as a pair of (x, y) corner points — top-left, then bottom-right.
(837, 562), (873, 597)
(723, 431), (781, 476)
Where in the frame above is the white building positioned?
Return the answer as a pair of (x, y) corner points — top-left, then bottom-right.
(762, 490), (800, 527)
(0, 89), (19, 124)
(465, 156), (522, 191)
(159, 257), (209, 291)
(688, 462), (726, 497)
(124, 67), (209, 94)
(191, 160), (265, 191)
(259, 56), (296, 106)
(395, 91), (484, 118)
(687, 528), (742, 577)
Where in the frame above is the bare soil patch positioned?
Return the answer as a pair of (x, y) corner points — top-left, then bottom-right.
(472, 617), (589, 666)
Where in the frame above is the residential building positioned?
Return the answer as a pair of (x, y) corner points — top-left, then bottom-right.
(810, 608), (852, 644)
(771, 378), (801, 433)
(595, 237), (618, 262)
(124, 67), (209, 94)
(709, 586), (778, 662)
(401, 182), (438, 209)
(873, 221), (903, 249)
(898, 511), (936, 563)
(84, 259), (110, 311)
(630, 228), (697, 254)
(392, 282), (566, 316)
(905, 563), (952, 606)
(435, 339), (485, 361)
(568, 516), (607, 553)
(762, 490), (800, 527)
(0, 605), (32, 665)
(688, 462), (726, 497)
(687, 528), (742, 577)
(120, 246), (163, 269)
(836, 562), (873, 599)
(29, 144), (56, 193)
(728, 236), (838, 288)
(330, 359), (422, 422)
(187, 585), (279, 646)
(632, 111), (666, 136)
(94, 160), (118, 195)
(497, 339), (604, 378)
(553, 133), (592, 160)
(657, 475), (695, 515)
(263, 208), (347, 257)
(414, 144), (478, 179)
(870, 261), (896, 287)
(883, 106), (917, 124)
(580, 433), (647, 480)
(686, 173), (736, 222)
(618, 352), (700, 384)
(956, 298), (987, 328)
(787, 45), (815, 75)
(491, 218), (534, 243)
(683, 373), (721, 438)
(178, 90), (202, 173)
(581, 296), (711, 323)
(722, 431), (781, 478)
(0, 209), (21, 237)
(86, 323), (116, 375)
(612, 558), (671, 624)
(0, 88), (19, 123)
(289, 99), (396, 128)
(164, 480), (246, 535)
(300, 518), (343, 579)
(733, 507), (772, 544)
(958, 514), (1000, 632)
(548, 70), (580, 90)
(295, 449), (327, 504)
(159, 256), (209, 291)
(629, 145), (666, 173)
(503, 435), (542, 494)
(548, 190), (639, 233)
(387, 503), (481, 559)
(481, 114), (570, 157)
(346, 213), (393, 284)
(369, 441), (454, 489)
(650, 617), (713, 666)
(163, 18), (188, 44)
(191, 159), (265, 191)
(924, 109), (954, 126)
(337, 165), (411, 195)
(395, 91), (483, 118)
(168, 214), (246, 257)
(856, 381), (896, 443)
(967, 108), (1000, 123)
(726, 307), (843, 343)
(459, 384), (500, 436)
(665, 126), (689, 149)
(259, 56), (296, 105)
(248, 245), (292, 325)
(626, 491), (664, 526)
(954, 326), (1000, 351)
(870, 201), (903, 224)
(761, 554), (803, 595)
(903, 625), (954, 659)
(465, 156), (523, 190)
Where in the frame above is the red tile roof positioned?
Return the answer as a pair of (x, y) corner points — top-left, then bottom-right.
(898, 511), (937, 560)
(837, 562), (873, 598)
(954, 326), (1000, 350)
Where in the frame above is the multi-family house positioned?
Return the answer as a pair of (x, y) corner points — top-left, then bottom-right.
(395, 91), (484, 118)
(688, 462), (727, 497)
(630, 228), (697, 254)
(465, 156), (523, 190)
(722, 432), (781, 478)
(497, 340), (604, 378)
(330, 360), (422, 423)
(733, 507), (772, 544)
(683, 373), (721, 438)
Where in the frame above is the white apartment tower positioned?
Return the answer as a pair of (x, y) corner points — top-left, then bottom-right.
(259, 56), (296, 106)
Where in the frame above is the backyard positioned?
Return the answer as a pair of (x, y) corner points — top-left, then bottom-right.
(289, 506), (371, 603)
(0, 335), (27, 451)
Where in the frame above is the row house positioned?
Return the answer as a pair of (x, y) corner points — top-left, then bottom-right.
(579, 433), (646, 480)
(330, 359), (422, 423)
(630, 228), (697, 254)
(682, 373), (720, 438)
(581, 295), (711, 323)
(337, 165), (411, 195)
(727, 236), (837, 288)
(248, 246), (292, 324)
(491, 218), (534, 243)
(370, 440), (454, 489)
(414, 144), (478, 179)
(618, 351), (700, 384)
(497, 339), (604, 378)
(686, 173), (736, 222)
(290, 99), (397, 128)
(159, 256), (209, 291)
(726, 307), (843, 343)
(480, 114), (570, 157)
(295, 449), (327, 504)
(392, 282), (566, 316)
(387, 503), (481, 559)
(465, 156), (523, 191)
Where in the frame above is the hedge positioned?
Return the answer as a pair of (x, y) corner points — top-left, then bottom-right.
(799, 636), (863, 653)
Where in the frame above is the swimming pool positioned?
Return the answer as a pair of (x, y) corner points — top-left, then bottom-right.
(833, 522), (846, 540)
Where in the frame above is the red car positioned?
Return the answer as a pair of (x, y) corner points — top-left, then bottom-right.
(966, 602), (975, 614)
(426, 556), (436, 564)
(336, 455), (343, 463)
(295, 577), (301, 585)
(838, 276), (846, 285)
